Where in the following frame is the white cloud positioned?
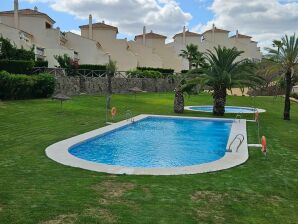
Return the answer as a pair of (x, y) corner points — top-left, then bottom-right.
(194, 0), (298, 50)
(26, 0), (191, 38)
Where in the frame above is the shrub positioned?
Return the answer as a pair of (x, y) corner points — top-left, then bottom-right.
(34, 60), (48, 68)
(181, 70), (188, 74)
(0, 60), (34, 74)
(291, 92), (298, 99)
(79, 64), (106, 71)
(127, 69), (162, 78)
(137, 67), (174, 75)
(0, 36), (35, 60)
(0, 71), (54, 100)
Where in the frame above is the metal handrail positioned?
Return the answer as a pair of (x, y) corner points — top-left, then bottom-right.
(235, 114), (241, 123)
(124, 110), (134, 122)
(227, 134), (245, 152)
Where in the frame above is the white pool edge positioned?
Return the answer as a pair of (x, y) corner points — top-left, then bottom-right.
(45, 114), (248, 175)
(184, 105), (266, 114)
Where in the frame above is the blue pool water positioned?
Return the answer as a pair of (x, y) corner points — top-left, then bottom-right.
(187, 106), (257, 114)
(69, 117), (232, 168)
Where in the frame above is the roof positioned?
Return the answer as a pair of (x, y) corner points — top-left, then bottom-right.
(79, 22), (118, 33)
(202, 27), (230, 35)
(173, 30), (201, 39)
(230, 34), (252, 39)
(0, 9), (55, 24)
(134, 32), (167, 40)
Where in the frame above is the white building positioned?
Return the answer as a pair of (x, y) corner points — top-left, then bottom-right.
(0, 0), (262, 71)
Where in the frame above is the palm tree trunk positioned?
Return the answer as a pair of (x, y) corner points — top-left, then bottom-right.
(213, 87), (226, 116)
(174, 90), (184, 113)
(284, 70), (292, 120)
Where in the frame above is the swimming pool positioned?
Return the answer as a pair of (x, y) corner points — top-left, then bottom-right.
(46, 115), (248, 175)
(185, 106), (266, 114)
(69, 117), (232, 168)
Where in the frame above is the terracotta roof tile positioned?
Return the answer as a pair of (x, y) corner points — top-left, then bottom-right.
(173, 31), (201, 39)
(0, 9), (55, 24)
(79, 22), (118, 33)
(202, 27), (230, 35)
(230, 34), (252, 39)
(134, 32), (167, 40)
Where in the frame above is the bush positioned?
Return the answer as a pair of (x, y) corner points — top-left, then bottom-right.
(0, 71), (55, 100)
(0, 37), (35, 60)
(291, 92), (298, 99)
(0, 60), (34, 74)
(127, 69), (163, 79)
(79, 64), (106, 71)
(181, 70), (188, 74)
(137, 67), (174, 75)
(34, 60), (48, 68)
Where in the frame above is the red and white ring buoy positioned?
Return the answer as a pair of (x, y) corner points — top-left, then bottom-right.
(261, 136), (267, 154)
(111, 107), (117, 117)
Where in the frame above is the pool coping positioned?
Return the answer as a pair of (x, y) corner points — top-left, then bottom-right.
(45, 114), (249, 175)
(184, 105), (266, 114)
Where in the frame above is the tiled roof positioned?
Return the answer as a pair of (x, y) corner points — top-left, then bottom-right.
(230, 34), (252, 39)
(0, 9), (55, 24)
(202, 27), (230, 35)
(79, 22), (118, 33)
(173, 30), (201, 39)
(134, 32), (167, 40)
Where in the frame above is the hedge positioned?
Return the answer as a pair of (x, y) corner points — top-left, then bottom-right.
(79, 64), (106, 71)
(0, 60), (34, 74)
(127, 69), (163, 79)
(34, 60), (48, 68)
(137, 67), (174, 75)
(0, 71), (55, 100)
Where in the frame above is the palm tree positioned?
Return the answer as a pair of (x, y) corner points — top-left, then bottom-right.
(265, 34), (298, 120)
(188, 46), (263, 116)
(179, 44), (200, 70)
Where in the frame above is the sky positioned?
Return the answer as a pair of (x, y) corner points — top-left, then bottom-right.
(1, 0), (298, 50)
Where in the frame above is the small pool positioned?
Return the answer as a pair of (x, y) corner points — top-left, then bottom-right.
(69, 117), (232, 168)
(46, 115), (249, 175)
(185, 106), (266, 114)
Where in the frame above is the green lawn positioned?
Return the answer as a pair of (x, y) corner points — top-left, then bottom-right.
(0, 93), (297, 224)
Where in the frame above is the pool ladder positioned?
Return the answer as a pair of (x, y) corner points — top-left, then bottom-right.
(227, 134), (245, 152)
(125, 110), (134, 122)
(234, 114), (241, 123)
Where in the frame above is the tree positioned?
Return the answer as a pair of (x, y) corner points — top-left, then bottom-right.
(265, 34), (298, 120)
(187, 46), (263, 116)
(179, 44), (200, 70)
(105, 59), (117, 109)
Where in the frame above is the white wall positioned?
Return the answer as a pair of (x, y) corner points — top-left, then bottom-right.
(65, 32), (108, 65)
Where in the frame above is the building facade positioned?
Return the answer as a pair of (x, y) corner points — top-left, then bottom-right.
(0, 0), (262, 71)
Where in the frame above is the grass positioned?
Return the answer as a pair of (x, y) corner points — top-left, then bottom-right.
(0, 93), (297, 224)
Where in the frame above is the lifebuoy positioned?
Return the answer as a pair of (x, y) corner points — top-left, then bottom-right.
(255, 111), (259, 121)
(261, 136), (267, 154)
(111, 107), (117, 117)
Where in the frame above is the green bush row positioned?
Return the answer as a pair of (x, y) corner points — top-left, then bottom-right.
(127, 69), (163, 79)
(137, 67), (174, 75)
(34, 60), (49, 68)
(0, 71), (55, 100)
(0, 59), (35, 74)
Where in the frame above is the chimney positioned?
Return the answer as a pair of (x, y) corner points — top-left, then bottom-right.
(212, 23), (215, 42)
(88, 14), (93, 39)
(236, 30), (239, 38)
(142, 26), (146, 45)
(182, 26), (186, 45)
(14, 0), (19, 29)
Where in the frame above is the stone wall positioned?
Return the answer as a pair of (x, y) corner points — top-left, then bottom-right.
(54, 74), (178, 96)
